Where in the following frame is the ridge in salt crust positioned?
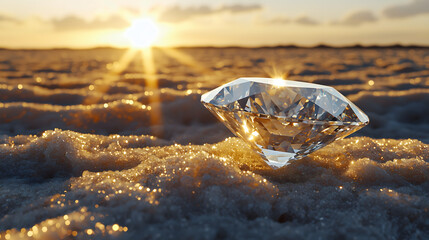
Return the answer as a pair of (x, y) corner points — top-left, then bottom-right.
(201, 77), (369, 168)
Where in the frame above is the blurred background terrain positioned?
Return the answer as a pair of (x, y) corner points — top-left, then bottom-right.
(1, 47), (428, 143)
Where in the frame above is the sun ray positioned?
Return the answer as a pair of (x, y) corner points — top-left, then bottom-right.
(142, 48), (157, 86)
(159, 47), (210, 73)
(110, 48), (138, 75)
(100, 18), (218, 137)
(141, 47), (163, 135)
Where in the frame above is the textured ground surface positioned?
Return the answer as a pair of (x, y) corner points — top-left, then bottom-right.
(0, 47), (428, 239)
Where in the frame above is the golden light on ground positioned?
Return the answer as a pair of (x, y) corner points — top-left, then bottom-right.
(124, 18), (159, 48)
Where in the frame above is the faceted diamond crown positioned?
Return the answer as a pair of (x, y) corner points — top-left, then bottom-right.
(201, 77), (369, 168)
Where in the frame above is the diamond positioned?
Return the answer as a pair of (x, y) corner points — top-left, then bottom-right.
(201, 78), (369, 168)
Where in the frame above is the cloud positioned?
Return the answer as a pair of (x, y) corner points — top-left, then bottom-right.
(157, 4), (263, 22)
(295, 16), (319, 25)
(51, 15), (130, 31)
(0, 14), (21, 24)
(383, 0), (429, 18)
(265, 17), (290, 24)
(218, 4), (262, 13)
(333, 10), (377, 26)
(263, 15), (318, 25)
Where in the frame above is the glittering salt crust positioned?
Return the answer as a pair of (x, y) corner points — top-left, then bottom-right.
(1, 48), (429, 239)
(0, 129), (428, 239)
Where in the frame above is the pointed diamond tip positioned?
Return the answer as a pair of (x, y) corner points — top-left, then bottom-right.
(201, 77), (369, 169)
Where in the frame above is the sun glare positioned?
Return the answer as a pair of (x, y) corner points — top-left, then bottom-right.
(111, 18), (211, 136)
(125, 19), (159, 48)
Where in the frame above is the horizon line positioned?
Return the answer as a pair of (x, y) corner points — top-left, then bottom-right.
(1, 43), (429, 51)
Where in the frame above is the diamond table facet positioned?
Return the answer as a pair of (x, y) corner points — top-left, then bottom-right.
(201, 78), (369, 168)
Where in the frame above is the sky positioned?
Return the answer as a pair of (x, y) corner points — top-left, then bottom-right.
(0, 0), (428, 48)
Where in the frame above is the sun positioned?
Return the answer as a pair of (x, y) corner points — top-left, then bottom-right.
(125, 18), (159, 48)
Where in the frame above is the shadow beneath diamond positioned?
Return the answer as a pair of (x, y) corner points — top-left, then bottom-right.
(252, 157), (332, 184)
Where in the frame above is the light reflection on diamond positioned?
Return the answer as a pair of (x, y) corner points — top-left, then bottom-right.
(201, 78), (369, 168)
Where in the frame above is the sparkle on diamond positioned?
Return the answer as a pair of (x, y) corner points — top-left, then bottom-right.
(201, 78), (369, 168)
